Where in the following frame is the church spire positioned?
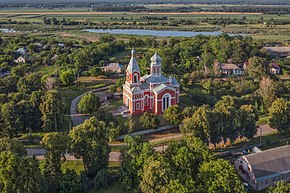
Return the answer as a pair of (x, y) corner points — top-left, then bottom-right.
(126, 49), (140, 73)
(150, 52), (162, 77)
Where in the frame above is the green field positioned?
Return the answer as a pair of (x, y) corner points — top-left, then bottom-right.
(1, 5), (290, 42)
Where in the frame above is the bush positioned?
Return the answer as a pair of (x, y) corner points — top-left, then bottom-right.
(140, 112), (160, 129)
(94, 169), (109, 190)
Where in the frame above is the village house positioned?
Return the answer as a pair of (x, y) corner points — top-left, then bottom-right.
(215, 62), (244, 76)
(234, 145), (290, 191)
(14, 56), (26, 64)
(123, 49), (179, 115)
(264, 47), (290, 58)
(16, 47), (27, 55)
(102, 63), (124, 73)
(269, 63), (281, 74)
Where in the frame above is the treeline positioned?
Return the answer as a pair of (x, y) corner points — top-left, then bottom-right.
(92, 4), (147, 12)
(219, 6), (290, 14)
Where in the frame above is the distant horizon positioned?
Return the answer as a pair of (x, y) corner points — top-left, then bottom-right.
(0, 0), (290, 5)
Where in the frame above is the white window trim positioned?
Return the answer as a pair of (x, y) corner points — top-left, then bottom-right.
(162, 93), (171, 112)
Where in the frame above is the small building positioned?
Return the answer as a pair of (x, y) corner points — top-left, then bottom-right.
(270, 63), (281, 74)
(14, 56), (26, 64)
(102, 63), (124, 73)
(234, 145), (290, 191)
(123, 49), (180, 115)
(16, 48), (27, 55)
(215, 63), (244, 76)
(264, 47), (290, 58)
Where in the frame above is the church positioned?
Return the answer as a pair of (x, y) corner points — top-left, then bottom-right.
(123, 49), (180, 115)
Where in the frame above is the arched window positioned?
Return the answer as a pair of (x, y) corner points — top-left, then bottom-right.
(144, 95), (149, 106)
(162, 93), (171, 111)
(133, 74), (138, 83)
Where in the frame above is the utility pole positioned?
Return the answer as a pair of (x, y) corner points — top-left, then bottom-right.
(260, 126), (262, 145)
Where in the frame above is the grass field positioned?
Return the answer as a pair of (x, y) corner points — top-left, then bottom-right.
(1, 5), (290, 42)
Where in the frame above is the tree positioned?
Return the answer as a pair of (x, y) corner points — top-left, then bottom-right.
(140, 157), (169, 193)
(0, 137), (26, 156)
(60, 69), (76, 86)
(258, 77), (278, 110)
(180, 106), (210, 144)
(268, 181), (290, 193)
(239, 105), (258, 139)
(269, 98), (290, 133)
(69, 117), (110, 180)
(0, 151), (44, 193)
(59, 169), (83, 193)
(120, 136), (155, 193)
(140, 112), (160, 129)
(125, 117), (137, 133)
(198, 159), (245, 193)
(246, 57), (269, 79)
(77, 92), (101, 115)
(40, 90), (64, 132)
(163, 105), (182, 125)
(41, 132), (68, 193)
(164, 136), (213, 185)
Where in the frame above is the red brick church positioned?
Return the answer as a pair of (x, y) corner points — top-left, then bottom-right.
(123, 49), (180, 115)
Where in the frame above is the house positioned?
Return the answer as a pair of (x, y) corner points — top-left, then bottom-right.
(234, 145), (290, 191)
(264, 47), (290, 58)
(270, 63), (281, 74)
(14, 56), (26, 64)
(102, 63), (124, 73)
(16, 48), (27, 55)
(123, 49), (180, 115)
(215, 63), (244, 76)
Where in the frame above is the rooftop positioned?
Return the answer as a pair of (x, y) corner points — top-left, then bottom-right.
(218, 63), (242, 70)
(264, 47), (290, 53)
(244, 145), (290, 181)
(141, 74), (169, 84)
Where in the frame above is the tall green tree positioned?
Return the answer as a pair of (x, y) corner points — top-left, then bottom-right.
(41, 132), (68, 193)
(269, 98), (290, 133)
(40, 90), (64, 132)
(198, 159), (245, 193)
(140, 156), (170, 193)
(163, 105), (182, 125)
(0, 137), (26, 156)
(246, 56), (269, 79)
(120, 136), (155, 193)
(239, 105), (258, 139)
(180, 106), (210, 144)
(0, 151), (44, 193)
(69, 117), (110, 179)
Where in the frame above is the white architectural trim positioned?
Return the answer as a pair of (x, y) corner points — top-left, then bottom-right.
(162, 93), (171, 112)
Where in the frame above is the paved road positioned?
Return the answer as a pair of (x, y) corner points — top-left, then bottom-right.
(70, 86), (110, 126)
(26, 148), (122, 162)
